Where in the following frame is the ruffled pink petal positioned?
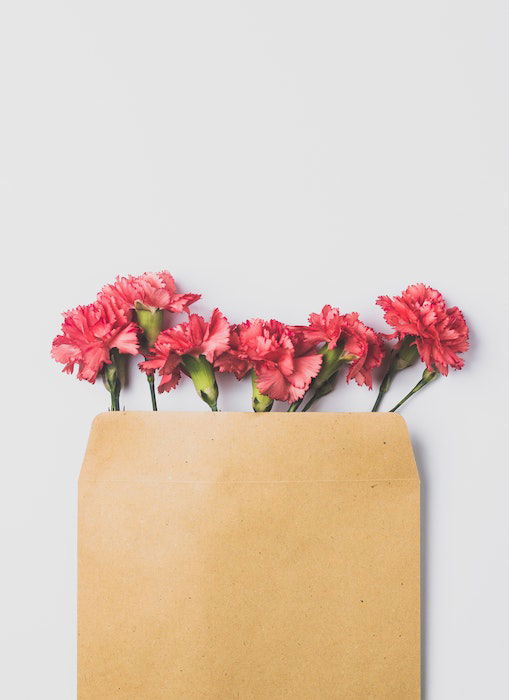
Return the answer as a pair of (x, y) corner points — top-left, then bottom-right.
(51, 338), (81, 365)
(110, 322), (140, 356)
(156, 270), (177, 295)
(290, 352), (323, 389)
(78, 345), (110, 384)
(255, 365), (292, 401)
(99, 270), (199, 314)
(138, 357), (163, 374)
(215, 353), (251, 380)
(168, 293), (202, 314)
(197, 308), (231, 362)
(158, 368), (182, 393)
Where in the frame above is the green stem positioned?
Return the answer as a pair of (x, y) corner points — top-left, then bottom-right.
(371, 364), (395, 412)
(372, 336), (420, 411)
(288, 399), (302, 412)
(147, 374), (158, 411)
(108, 386), (120, 411)
(389, 370), (438, 412)
(300, 370), (340, 412)
(301, 395), (317, 412)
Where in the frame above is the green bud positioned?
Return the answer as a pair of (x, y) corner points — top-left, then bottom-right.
(251, 371), (273, 412)
(394, 336), (419, 371)
(135, 305), (163, 349)
(181, 354), (219, 411)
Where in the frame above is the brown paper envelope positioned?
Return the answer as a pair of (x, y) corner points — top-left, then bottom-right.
(78, 412), (420, 699)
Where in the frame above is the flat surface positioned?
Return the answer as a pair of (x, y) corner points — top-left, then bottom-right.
(79, 413), (419, 698)
(1, 2), (508, 698)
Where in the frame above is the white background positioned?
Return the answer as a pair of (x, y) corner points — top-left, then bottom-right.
(1, 2), (508, 698)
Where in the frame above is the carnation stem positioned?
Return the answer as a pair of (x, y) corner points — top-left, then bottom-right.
(147, 374), (158, 411)
(110, 384), (120, 411)
(301, 395), (317, 412)
(372, 337), (419, 411)
(288, 399), (303, 412)
(371, 365), (395, 412)
(389, 369), (438, 412)
(301, 370), (340, 412)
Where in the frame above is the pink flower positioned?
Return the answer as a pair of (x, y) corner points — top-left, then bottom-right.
(296, 304), (345, 349)
(139, 309), (230, 392)
(138, 339), (183, 393)
(376, 283), (469, 375)
(293, 305), (384, 388)
(99, 270), (200, 315)
(51, 298), (139, 383)
(216, 319), (323, 403)
(214, 324), (253, 379)
(341, 313), (385, 388)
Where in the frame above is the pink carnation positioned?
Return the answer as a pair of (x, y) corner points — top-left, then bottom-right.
(99, 270), (200, 315)
(376, 283), (469, 375)
(139, 309), (230, 393)
(297, 304), (345, 349)
(51, 298), (139, 383)
(216, 319), (323, 403)
(138, 337), (183, 393)
(341, 313), (385, 388)
(213, 324), (253, 380)
(293, 305), (384, 388)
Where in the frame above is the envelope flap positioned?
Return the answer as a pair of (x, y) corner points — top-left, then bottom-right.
(80, 412), (419, 483)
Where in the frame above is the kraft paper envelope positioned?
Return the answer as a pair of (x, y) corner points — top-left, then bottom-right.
(78, 412), (420, 699)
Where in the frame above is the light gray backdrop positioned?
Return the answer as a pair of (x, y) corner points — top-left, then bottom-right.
(1, 2), (507, 698)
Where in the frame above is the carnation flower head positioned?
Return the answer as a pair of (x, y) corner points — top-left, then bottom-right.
(296, 304), (345, 349)
(376, 283), (469, 375)
(293, 305), (384, 389)
(341, 313), (385, 388)
(99, 270), (200, 315)
(51, 297), (139, 383)
(139, 308), (230, 394)
(138, 337), (183, 393)
(216, 319), (323, 403)
(214, 324), (253, 380)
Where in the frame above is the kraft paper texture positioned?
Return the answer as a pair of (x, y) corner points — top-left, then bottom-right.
(78, 412), (420, 699)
